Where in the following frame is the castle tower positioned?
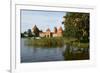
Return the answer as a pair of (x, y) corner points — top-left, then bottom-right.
(57, 26), (63, 37)
(46, 28), (50, 32)
(58, 26), (62, 32)
(54, 27), (57, 33)
(46, 28), (51, 38)
(32, 25), (39, 36)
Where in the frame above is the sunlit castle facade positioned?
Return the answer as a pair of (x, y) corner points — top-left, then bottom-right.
(32, 25), (63, 38)
(39, 26), (63, 38)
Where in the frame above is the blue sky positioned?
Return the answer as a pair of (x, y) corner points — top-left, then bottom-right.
(21, 10), (66, 33)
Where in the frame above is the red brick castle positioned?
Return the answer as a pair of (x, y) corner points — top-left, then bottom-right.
(32, 25), (63, 38)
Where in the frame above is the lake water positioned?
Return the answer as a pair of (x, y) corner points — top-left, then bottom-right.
(21, 38), (89, 63)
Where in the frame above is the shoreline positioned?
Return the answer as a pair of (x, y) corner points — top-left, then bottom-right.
(21, 37), (89, 49)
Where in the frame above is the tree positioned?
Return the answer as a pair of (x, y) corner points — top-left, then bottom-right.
(27, 29), (33, 37)
(24, 31), (27, 34)
(62, 12), (89, 42)
(21, 31), (27, 38)
(21, 33), (24, 37)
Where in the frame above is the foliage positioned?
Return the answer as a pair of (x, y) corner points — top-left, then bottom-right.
(21, 33), (25, 37)
(27, 29), (33, 37)
(21, 29), (33, 38)
(62, 12), (89, 42)
(24, 37), (64, 48)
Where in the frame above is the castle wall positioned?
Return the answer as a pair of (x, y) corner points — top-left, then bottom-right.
(38, 26), (63, 38)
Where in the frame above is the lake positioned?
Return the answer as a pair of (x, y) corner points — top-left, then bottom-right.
(21, 38), (89, 63)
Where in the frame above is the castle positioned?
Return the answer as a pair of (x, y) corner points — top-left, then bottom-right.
(32, 25), (63, 38)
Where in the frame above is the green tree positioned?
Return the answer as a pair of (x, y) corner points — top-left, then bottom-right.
(24, 31), (27, 34)
(21, 33), (24, 37)
(21, 31), (27, 38)
(27, 29), (33, 37)
(62, 12), (89, 42)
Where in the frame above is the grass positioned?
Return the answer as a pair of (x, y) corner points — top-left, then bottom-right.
(24, 37), (64, 48)
(63, 37), (89, 48)
(23, 37), (89, 48)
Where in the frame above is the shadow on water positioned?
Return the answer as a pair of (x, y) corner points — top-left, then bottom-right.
(63, 45), (89, 60)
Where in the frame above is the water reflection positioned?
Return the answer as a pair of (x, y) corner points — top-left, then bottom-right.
(63, 45), (89, 60)
(21, 38), (89, 63)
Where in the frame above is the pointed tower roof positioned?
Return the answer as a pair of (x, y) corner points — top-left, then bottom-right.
(46, 28), (50, 32)
(58, 26), (62, 31)
(54, 27), (57, 33)
(32, 25), (39, 32)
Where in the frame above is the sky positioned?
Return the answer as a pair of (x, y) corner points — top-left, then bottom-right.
(21, 10), (66, 33)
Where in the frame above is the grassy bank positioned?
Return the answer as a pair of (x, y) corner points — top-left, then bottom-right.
(24, 37), (64, 48)
(63, 37), (89, 48)
(23, 37), (89, 48)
